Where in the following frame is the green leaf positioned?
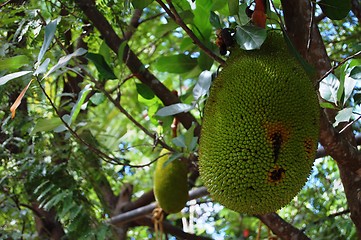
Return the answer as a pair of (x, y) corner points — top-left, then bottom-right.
(117, 41), (128, 64)
(193, 0), (212, 41)
(172, 136), (187, 148)
(0, 55), (30, 71)
(353, 93), (361, 104)
(43, 191), (68, 211)
(198, 51), (214, 71)
(236, 3), (250, 26)
(235, 25), (267, 50)
(210, 11), (222, 29)
(183, 123), (198, 152)
(0, 71), (32, 85)
(136, 83), (154, 100)
(162, 152), (184, 167)
(38, 18), (59, 64)
(319, 102), (337, 109)
(282, 32), (315, 76)
(154, 54), (197, 73)
(69, 84), (92, 125)
(31, 117), (63, 134)
(228, 0), (239, 16)
(132, 0), (153, 9)
(86, 52), (116, 80)
(319, 0), (351, 20)
(350, 66), (361, 80)
(90, 92), (106, 105)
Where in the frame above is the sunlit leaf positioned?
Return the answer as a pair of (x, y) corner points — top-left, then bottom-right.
(193, 70), (212, 101)
(333, 107), (353, 127)
(156, 103), (194, 116)
(0, 71), (32, 86)
(319, 73), (339, 105)
(343, 75), (357, 105)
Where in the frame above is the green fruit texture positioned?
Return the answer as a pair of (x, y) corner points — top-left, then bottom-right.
(199, 31), (320, 214)
(154, 149), (189, 214)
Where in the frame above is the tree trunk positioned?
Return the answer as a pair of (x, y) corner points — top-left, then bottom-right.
(281, 0), (361, 236)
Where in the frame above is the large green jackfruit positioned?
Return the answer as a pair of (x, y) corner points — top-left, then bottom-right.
(199, 31), (320, 214)
(154, 149), (189, 213)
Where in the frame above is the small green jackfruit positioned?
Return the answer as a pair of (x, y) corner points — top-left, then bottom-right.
(154, 149), (189, 213)
(199, 31), (320, 214)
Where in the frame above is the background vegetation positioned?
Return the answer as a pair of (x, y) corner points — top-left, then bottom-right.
(0, 0), (361, 239)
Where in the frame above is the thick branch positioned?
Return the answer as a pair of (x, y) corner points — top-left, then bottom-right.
(281, 0), (361, 235)
(256, 213), (310, 240)
(281, 0), (361, 176)
(352, 0), (361, 24)
(75, 0), (199, 135)
(156, 0), (225, 65)
(106, 187), (208, 225)
(134, 217), (213, 240)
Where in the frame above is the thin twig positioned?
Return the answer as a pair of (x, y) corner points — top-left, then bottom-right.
(125, 152), (169, 168)
(37, 11), (175, 157)
(315, 50), (361, 87)
(339, 113), (361, 134)
(156, 0), (225, 65)
(307, 1), (315, 50)
(35, 77), (121, 165)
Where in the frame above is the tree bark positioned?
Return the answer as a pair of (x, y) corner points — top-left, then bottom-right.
(256, 213), (310, 240)
(281, 0), (361, 236)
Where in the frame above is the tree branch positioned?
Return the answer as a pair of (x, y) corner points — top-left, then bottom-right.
(75, 0), (200, 135)
(352, 0), (361, 24)
(106, 187), (208, 225)
(281, 0), (361, 235)
(156, 0), (225, 65)
(133, 216), (213, 240)
(256, 213), (310, 240)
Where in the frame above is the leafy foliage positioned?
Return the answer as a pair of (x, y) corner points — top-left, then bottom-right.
(0, 0), (360, 239)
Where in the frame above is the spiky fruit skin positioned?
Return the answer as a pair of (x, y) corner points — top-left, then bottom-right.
(154, 149), (189, 214)
(199, 31), (320, 214)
